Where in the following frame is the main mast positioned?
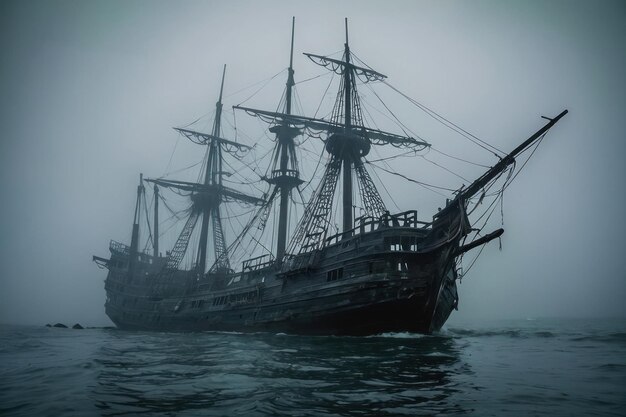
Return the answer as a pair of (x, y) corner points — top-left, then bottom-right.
(342, 18), (354, 236)
(275, 17), (301, 259)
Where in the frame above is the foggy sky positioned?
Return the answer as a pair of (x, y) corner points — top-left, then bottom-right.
(1, 0), (624, 326)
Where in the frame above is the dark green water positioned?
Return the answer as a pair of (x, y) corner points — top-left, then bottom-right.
(1, 319), (625, 416)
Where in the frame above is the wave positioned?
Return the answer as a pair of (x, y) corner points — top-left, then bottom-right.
(446, 328), (560, 339)
(596, 363), (626, 371)
(368, 332), (429, 339)
(570, 332), (626, 344)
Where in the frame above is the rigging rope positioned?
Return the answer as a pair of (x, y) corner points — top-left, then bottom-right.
(226, 68), (285, 98)
(295, 72), (332, 85)
(382, 80), (505, 157)
(366, 154), (400, 211)
(430, 147), (490, 168)
(179, 109), (216, 129)
(365, 161), (455, 193)
(163, 134), (181, 177)
(160, 160), (204, 179)
(235, 69), (287, 107)
(363, 150), (416, 163)
(420, 153), (471, 182)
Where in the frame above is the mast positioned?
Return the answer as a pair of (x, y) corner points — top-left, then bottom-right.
(129, 173), (144, 271)
(147, 68), (260, 273)
(234, 17), (305, 260)
(236, 20), (429, 254)
(153, 184), (159, 258)
(342, 18), (353, 236)
(275, 17), (300, 260)
(286, 16), (295, 114)
(196, 64), (228, 274)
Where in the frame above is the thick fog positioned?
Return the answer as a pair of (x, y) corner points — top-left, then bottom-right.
(1, 0), (624, 326)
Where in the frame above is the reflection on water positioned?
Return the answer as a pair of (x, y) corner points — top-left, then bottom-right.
(93, 331), (468, 416)
(3, 320), (624, 416)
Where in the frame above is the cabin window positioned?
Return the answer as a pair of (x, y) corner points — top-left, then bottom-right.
(327, 268), (344, 282)
(386, 236), (418, 251)
(397, 261), (408, 272)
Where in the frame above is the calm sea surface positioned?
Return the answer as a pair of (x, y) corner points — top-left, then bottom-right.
(1, 318), (624, 416)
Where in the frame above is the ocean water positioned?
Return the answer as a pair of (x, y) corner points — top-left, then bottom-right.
(0, 319), (624, 416)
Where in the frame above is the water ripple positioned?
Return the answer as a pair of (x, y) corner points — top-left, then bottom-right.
(1, 320), (625, 416)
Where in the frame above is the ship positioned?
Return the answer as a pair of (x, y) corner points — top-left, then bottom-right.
(93, 19), (567, 335)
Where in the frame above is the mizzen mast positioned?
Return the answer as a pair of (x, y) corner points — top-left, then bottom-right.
(145, 65), (261, 273)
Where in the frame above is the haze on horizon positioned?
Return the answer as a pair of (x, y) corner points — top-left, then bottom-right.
(1, 0), (624, 327)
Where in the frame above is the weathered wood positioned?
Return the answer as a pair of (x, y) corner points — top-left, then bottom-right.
(456, 228), (504, 256)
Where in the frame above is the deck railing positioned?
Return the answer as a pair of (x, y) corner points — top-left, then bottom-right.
(323, 210), (431, 246)
(109, 240), (130, 256)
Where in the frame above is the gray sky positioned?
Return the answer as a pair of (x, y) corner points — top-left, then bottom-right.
(1, 0), (624, 326)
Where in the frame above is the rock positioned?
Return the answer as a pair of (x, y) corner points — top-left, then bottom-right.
(45, 324), (51, 327)
(53, 323), (68, 328)
(72, 323), (84, 330)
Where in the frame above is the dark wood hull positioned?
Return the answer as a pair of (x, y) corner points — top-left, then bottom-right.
(102, 208), (467, 335)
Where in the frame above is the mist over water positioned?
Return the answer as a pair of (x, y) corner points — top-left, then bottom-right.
(2, 318), (625, 416)
(1, 0), (625, 327)
(1, 1), (626, 415)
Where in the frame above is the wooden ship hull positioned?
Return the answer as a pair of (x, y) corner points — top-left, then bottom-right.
(103, 207), (471, 335)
